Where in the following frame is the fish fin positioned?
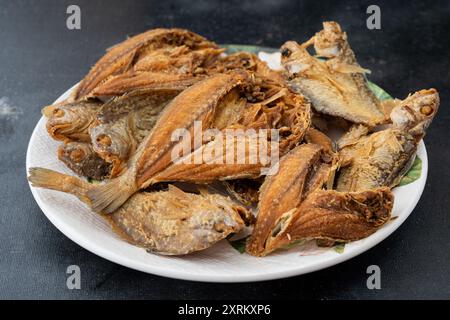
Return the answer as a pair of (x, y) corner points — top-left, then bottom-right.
(167, 184), (190, 199)
(86, 172), (137, 213)
(28, 167), (91, 204)
(28, 167), (65, 190)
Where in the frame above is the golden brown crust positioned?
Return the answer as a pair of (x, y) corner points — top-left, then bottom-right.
(135, 71), (251, 184)
(91, 72), (203, 97)
(281, 22), (385, 127)
(152, 79), (311, 184)
(45, 100), (102, 143)
(262, 188), (393, 255)
(246, 144), (326, 256)
(73, 28), (219, 99)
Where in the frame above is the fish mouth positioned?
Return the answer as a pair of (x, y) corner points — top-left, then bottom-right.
(42, 105), (58, 117)
(47, 123), (73, 140)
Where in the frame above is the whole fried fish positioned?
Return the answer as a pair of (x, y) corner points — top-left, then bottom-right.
(281, 21), (386, 127)
(72, 28), (219, 100)
(151, 78), (311, 183)
(336, 89), (439, 191)
(58, 142), (111, 180)
(246, 144), (331, 256)
(91, 51), (283, 97)
(86, 71), (250, 213)
(259, 188), (393, 255)
(43, 99), (102, 142)
(245, 143), (393, 256)
(90, 89), (177, 177)
(28, 168), (247, 255)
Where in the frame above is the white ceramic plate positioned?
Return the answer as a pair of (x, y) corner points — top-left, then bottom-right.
(26, 52), (428, 282)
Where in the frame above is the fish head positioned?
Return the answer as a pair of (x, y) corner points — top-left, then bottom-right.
(90, 121), (135, 176)
(57, 142), (112, 179)
(391, 88), (439, 140)
(44, 101), (100, 142)
(58, 142), (92, 165)
(280, 41), (314, 79)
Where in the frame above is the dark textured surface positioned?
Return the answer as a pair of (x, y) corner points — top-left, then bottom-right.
(0, 0), (449, 299)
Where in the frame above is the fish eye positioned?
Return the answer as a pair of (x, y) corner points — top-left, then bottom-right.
(96, 134), (112, 147)
(70, 149), (86, 162)
(281, 48), (291, 57)
(53, 109), (65, 118)
(420, 105), (433, 116)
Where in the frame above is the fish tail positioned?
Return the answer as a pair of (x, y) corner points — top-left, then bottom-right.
(28, 167), (91, 204)
(86, 171), (138, 214)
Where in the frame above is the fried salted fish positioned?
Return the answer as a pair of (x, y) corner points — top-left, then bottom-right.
(336, 89), (439, 192)
(73, 28), (220, 100)
(86, 71), (251, 213)
(58, 142), (111, 180)
(89, 88), (177, 177)
(281, 21), (386, 127)
(246, 143), (393, 256)
(28, 168), (247, 255)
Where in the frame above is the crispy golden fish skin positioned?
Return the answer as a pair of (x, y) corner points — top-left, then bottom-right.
(336, 89), (439, 192)
(27, 168), (246, 255)
(43, 100), (102, 142)
(132, 46), (224, 74)
(281, 22), (385, 127)
(91, 46), (223, 96)
(260, 188), (393, 256)
(72, 28), (218, 100)
(58, 142), (111, 180)
(153, 134), (274, 183)
(113, 186), (245, 255)
(91, 51), (281, 97)
(336, 130), (417, 191)
(91, 72), (202, 97)
(152, 79), (311, 184)
(86, 71), (250, 214)
(90, 89), (177, 177)
(305, 127), (336, 162)
(246, 144), (331, 256)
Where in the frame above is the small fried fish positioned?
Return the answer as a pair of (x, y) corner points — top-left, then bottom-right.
(58, 142), (111, 180)
(246, 144), (332, 256)
(43, 99), (102, 142)
(86, 71), (250, 213)
(259, 188), (393, 255)
(151, 78), (311, 184)
(90, 89), (177, 177)
(28, 168), (246, 255)
(281, 21), (385, 127)
(72, 28), (219, 100)
(336, 88), (439, 191)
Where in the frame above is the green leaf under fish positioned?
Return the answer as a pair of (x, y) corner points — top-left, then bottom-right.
(334, 243), (346, 254)
(398, 156), (422, 186)
(228, 236), (248, 254)
(367, 81), (393, 101)
(87, 177), (101, 184)
(221, 44), (277, 54)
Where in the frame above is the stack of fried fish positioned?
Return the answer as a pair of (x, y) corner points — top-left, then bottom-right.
(29, 22), (439, 256)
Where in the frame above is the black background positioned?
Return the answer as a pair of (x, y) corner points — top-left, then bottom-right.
(0, 0), (449, 299)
